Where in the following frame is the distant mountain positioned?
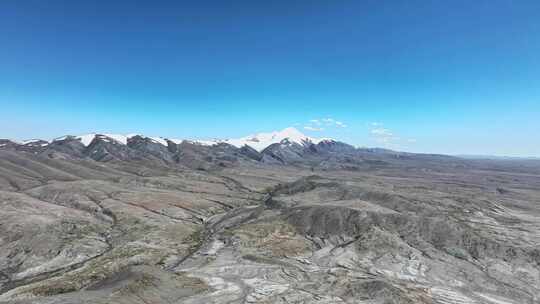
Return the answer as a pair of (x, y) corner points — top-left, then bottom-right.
(6, 127), (330, 153)
(205, 127), (329, 152)
(0, 128), (490, 171)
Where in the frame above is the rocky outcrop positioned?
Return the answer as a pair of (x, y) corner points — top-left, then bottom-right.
(1, 137), (540, 303)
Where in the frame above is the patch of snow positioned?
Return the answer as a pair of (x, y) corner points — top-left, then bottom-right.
(103, 134), (128, 145)
(21, 139), (46, 145)
(199, 127), (329, 152)
(77, 134), (97, 146)
(180, 139), (214, 146)
(53, 135), (68, 141)
(149, 137), (168, 146)
(54, 133), (162, 146)
(47, 127), (333, 151)
(72, 134), (130, 146)
(194, 140), (217, 146)
(168, 138), (184, 144)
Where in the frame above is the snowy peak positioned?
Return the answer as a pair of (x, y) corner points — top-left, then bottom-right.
(52, 133), (173, 148)
(93, 134), (134, 146)
(22, 139), (49, 147)
(45, 127), (333, 152)
(219, 127), (325, 152)
(263, 127), (309, 144)
(53, 134), (138, 146)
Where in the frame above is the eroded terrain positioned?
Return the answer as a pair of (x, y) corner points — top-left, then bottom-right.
(1, 141), (540, 303)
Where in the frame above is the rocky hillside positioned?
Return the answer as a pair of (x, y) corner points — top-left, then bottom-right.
(1, 134), (539, 303)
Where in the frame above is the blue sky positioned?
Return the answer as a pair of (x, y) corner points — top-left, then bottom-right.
(1, 0), (539, 156)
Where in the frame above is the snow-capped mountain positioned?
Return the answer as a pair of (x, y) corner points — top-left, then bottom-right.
(53, 133), (169, 147)
(47, 127), (328, 152)
(1, 128), (442, 170)
(201, 127), (328, 152)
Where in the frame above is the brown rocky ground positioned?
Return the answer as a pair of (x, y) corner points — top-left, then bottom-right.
(1, 149), (539, 303)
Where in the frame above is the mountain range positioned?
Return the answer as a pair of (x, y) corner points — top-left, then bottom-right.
(1, 127), (540, 304)
(4, 127), (328, 151)
(0, 127), (459, 170)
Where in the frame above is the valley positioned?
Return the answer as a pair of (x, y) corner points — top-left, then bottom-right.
(1, 131), (539, 303)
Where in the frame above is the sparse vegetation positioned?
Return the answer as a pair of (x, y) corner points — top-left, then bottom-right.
(1, 140), (539, 304)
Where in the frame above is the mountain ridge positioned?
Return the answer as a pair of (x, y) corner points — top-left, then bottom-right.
(8, 128), (535, 174)
(1, 129), (540, 304)
(1, 128), (462, 172)
(6, 127), (329, 152)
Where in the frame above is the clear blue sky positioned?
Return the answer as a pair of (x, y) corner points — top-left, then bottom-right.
(1, 0), (539, 156)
